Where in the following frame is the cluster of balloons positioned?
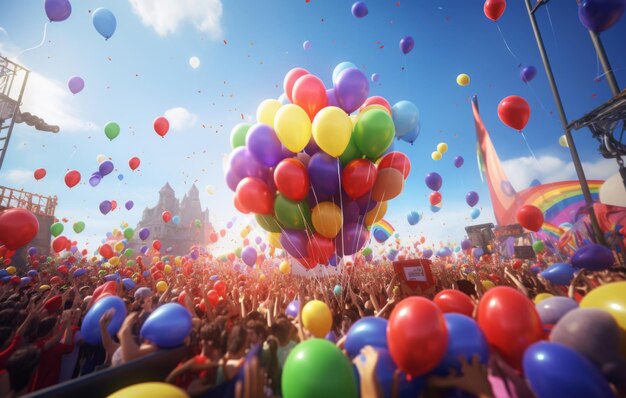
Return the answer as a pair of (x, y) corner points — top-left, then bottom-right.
(431, 142), (448, 161)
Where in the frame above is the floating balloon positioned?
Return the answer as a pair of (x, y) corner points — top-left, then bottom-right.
(64, 170), (81, 188)
(92, 8), (117, 40)
(484, 0), (506, 21)
(429, 191), (442, 206)
(465, 191), (479, 207)
(45, 0), (72, 22)
(456, 73), (470, 86)
(521, 65), (537, 83)
(33, 168), (46, 180)
(431, 151), (442, 161)
(99, 160), (114, 176)
(274, 104), (312, 153)
(81, 296), (126, 345)
(0, 208), (39, 250)
(516, 205), (543, 232)
(99, 200), (112, 215)
(407, 211), (421, 226)
(302, 300), (332, 337)
(189, 56), (200, 69)
(535, 296), (578, 325)
(128, 157), (140, 170)
(153, 116), (169, 138)
(351, 1), (368, 18)
(425, 172), (443, 191)
(391, 100), (419, 138)
(453, 155), (464, 168)
(334, 68), (369, 114)
(302, 40), (312, 50)
(140, 303), (192, 348)
(104, 122), (120, 140)
(345, 317), (388, 358)
(498, 95), (530, 131)
(399, 35), (415, 54)
(68, 76), (84, 94)
(371, 73), (379, 82)
(138, 228), (150, 240)
(241, 246), (257, 266)
(578, 0), (626, 32)
(571, 243), (614, 271)
(50, 222), (64, 237)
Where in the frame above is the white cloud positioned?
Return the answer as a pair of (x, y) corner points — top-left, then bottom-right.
(164, 107), (197, 131)
(128, 0), (223, 38)
(501, 155), (616, 191)
(0, 168), (31, 184)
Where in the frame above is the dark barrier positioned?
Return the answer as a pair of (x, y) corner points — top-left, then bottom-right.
(24, 346), (188, 398)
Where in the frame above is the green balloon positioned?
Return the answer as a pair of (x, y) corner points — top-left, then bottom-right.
(194, 219), (202, 228)
(361, 247), (372, 257)
(124, 248), (134, 257)
(72, 221), (85, 234)
(274, 195), (311, 230)
(123, 228), (135, 240)
(127, 260), (135, 266)
(104, 121), (120, 140)
(256, 213), (282, 233)
(282, 339), (358, 398)
(532, 240), (545, 253)
(353, 109), (395, 159)
(230, 123), (250, 149)
(234, 247), (242, 258)
(50, 222), (64, 237)
(339, 133), (363, 167)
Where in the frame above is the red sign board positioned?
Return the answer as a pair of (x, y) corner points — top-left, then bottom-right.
(393, 259), (436, 295)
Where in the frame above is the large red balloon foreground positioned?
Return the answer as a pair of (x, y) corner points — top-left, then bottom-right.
(484, 0), (506, 21)
(497, 95), (530, 131)
(153, 116), (170, 137)
(387, 297), (448, 376)
(0, 208), (39, 250)
(434, 289), (474, 317)
(477, 286), (543, 370)
(517, 204), (544, 232)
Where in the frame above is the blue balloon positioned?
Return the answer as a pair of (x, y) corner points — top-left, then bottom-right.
(141, 303), (192, 348)
(285, 300), (299, 318)
(329, 254), (338, 267)
(209, 274), (219, 281)
(431, 205), (441, 213)
(391, 101), (419, 138)
(470, 208), (480, 219)
(536, 296), (578, 325)
(104, 273), (120, 282)
(122, 278), (136, 290)
(345, 317), (388, 358)
(332, 61), (356, 85)
(407, 211), (421, 225)
(437, 247), (453, 258)
(27, 269), (39, 278)
(81, 296), (127, 345)
(435, 314), (488, 375)
(422, 249), (433, 258)
(20, 277), (31, 287)
(523, 342), (615, 398)
(530, 265), (542, 274)
(530, 178), (541, 187)
(73, 268), (86, 278)
(92, 8), (117, 40)
(399, 124), (420, 144)
(472, 247), (484, 259)
(117, 173), (124, 181)
(539, 263), (575, 285)
(325, 330), (337, 343)
(172, 215), (181, 225)
(355, 348), (425, 398)
(333, 284), (343, 296)
(0, 276), (11, 283)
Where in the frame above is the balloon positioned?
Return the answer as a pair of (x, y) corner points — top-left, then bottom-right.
(282, 339), (358, 398)
(64, 170), (81, 188)
(498, 95), (530, 131)
(470, 208), (481, 220)
(342, 159), (377, 199)
(89, 173), (101, 187)
(140, 303), (192, 348)
(274, 158), (309, 201)
(532, 238), (544, 253)
(188, 56), (200, 69)
(152, 240), (161, 251)
(81, 296), (127, 345)
(99, 160), (114, 176)
(345, 317), (388, 358)
(431, 151), (442, 161)
(352, 1), (368, 17)
(33, 168), (46, 180)
(429, 191), (442, 206)
(254, 100), (281, 128)
(516, 205), (543, 232)
(308, 153), (340, 197)
(286, 300), (300, 318)
(128, 156), (140, 171)
(477, 287), (543, 369)
(0, 208), (39, 250)
(425, 172), (443, 191)
(235, 177), (274, 215)
(338, 133), (364, 166)
(44, 0), (71, 22)
(571, 243), (614, 271)
(391, 101), (419, 138)
(521, 65), (537, 83)
(274, 104), (312, 153)
(153, 116), (169, 137)
(523, 342), (615, 398)
(275, 195), (311, 231)
(599, 172), (626, 207)
(434, 290), (474, 317)
(353, 109), (394, 159)
(578, 0), (626, 32)
(292, 74), (328, 120)
(138, 228), (150, 240)
(311, 202), (342, 239)
(68, 76), (84, 94)
(334, 68), (369, 114)
(161, 211), (172, 223)
(378, 152), (410, 179)
(230, 123), (250, 149)
(241, 246), (257, 267)
(539, 263), (575, 285)
(50, 222), (64, 237)
(360, 96), (392, 116)
(456, 73), (470, 86)
(279, 260), (291, 275)
(399, 125), (420, 144)
(407, 211), (421, 226)
(283, 67), (310, 103)
(254, 214), (280, 233)
(228, 147), (269, 181)
(535, 296), (578, 325)
(332, 62), (357, 86)
(454, 155), (464, 168)
(125, 200), (134, 211)
(435, 314), (488, 375)
(302, 40), (312, 50)
(103, 121), (120, 141)
(484, 0), (506, 21)
(399, 36), (414, 54)
(123, 227), (135, 240)
(371, 169), (404, 202)
(580, 281), (626, 343)
(108, 382), (188, 398)
(302, 300), (333, 337)
(98, 200), (113, 216)
(387, 297), (448, 376)
(92, 8), (116, 39)
(312, 106), (352, 157)
(246, 123), (283, 167)
(465, 191), (479, 207)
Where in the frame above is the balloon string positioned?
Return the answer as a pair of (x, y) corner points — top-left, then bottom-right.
(17, 22), (48, 59)
(524, 79), (554, 120)
(520, 131), (538, 162)
(495, 23), (521, 64)
(545, 5), (559, 54)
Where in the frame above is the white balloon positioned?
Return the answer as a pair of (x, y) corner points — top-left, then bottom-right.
(558, 135), (569, 148)
(189, 56), (200, 69)
(599, 172), (626, 207)
(205, 185), (215, 195)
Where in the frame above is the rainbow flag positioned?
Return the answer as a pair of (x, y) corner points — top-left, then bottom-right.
(372, 219), (395, 243)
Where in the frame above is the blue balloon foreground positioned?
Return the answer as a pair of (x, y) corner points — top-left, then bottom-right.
(140, 303), (192, 348)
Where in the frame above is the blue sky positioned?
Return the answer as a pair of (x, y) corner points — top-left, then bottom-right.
(0, 0), (625, 253)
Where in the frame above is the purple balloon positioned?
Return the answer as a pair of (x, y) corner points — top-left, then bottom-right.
(89, 172), (102, 187)
(286, 300), (300, 317)
(399, 36), (415, 54)
(45, 0), (72, 22)
(571, 244), (615, 271)
(425, 172), (443, 191)
(280, 146), (295, 160)
(99, 200), (112, 215)
(334, 68), (369, 113)
(241, 246), (257, 267)
(254, 236), (262, 245)
(99, 160), (114, 177)
(454, 155), (464, 168)
(341, 200), (361, 224)
(326, 88), (339, 107)
(225, 168), (242, 192)
(335, 223), (369, 256)
(304, 137), (321, 156)
(27, 269), (38, 278)
(226, 221), (233, 229)
(355, 193), (377, 215)
(125, 200), (134, 210)
(520, 66), (537, 83)
(246, 123), (283, 167)
(465, 191), (479, 207)
(140, 245), (149, 254)
(228, 147), (268, 180)
(578, 0), (626, 33)
(352, 1), (368, 18)
(73, 268), (86, 278)
(308, 153), (341, 197)
(461, 239), (472, 251)
(138, 228), (150, 241)
(259, 243), (267, 251)
(280, 230), (309, 258)
(536, 296), (578, 325)
(68, 76), (84, 94)
(190, 250), (199, 260)
(27, 247), (38, 256)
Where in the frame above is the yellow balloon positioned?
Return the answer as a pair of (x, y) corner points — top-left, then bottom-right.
(456, 73), (470, 87)
(164, 264), (172, 273)
(311, 202), (343, 239)
(175, 256), (182, 266)
(40, 284), (51, 291)
(114, 242), (125, 253)
(109, 256), (120, 266)
(107, 382), (189, 398)
(156, 280), (168, 293)
(365, 201), (387, 226)
(256, 99), (282, 127)
(96, 154), (107, 163)
(302, 300), (332, 338)
(279, 260), (291, 275)
(481, 280), (495, 290)
(6, 266), (16, 275)
(437, 142), (448, 154)
(274, 104), (312, 153)
(267, 232), (283, 249)
(533, 293), (553, 304)
(91, 256), (99, 263)
(581, 281), (626, 352)
(112, 228), (120, 236)
(359, 104), (391, 116)
(240, 225), (251, 239)
(205, 185), (215, 195)
(259, 274), (266, 281)
(431, 151), (442, 161)
(312, 106), (352, 157)
(558, 135), (569, 148)
(152, 256), (160, 264)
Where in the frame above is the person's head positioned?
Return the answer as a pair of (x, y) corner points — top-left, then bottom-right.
(35, 316), (58, 340)
(271, 318), (292, 345)
(7, 346), (40, 394)
(226, 324), (248, 356)
(341, 310), (358, 334)
(245, 320), (266, 347)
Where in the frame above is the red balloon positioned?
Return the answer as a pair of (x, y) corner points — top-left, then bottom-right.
(283, 67), (310, 103)
(209, 232), (218, 243)
(178, 291), (187, 306)
(342, 159), (378, 199)
(378, 151), (411, 179)
(52, 236), (69, 253)
(64, 170), (81, 188)
(235, 177), (274, 215)
(274, 158), (309, 201)
(512, 259), (523, 270)
(477, 287), (542, 370)
(34, 168), (47, 180)
(242, 238), (249, 246)
(92, 280), (117, 303)
(497, 95), (530, 131)
(360, 96), (392, 114)
(152, 240), (161, 251)
(98, 243), (114, 259)
(57, 265), (68, 274)
(429, 191), (442, 206)
(306, 233), (335, 265)
(155, 261), (164, 271)
(162, 211), (172, 223)
(214, 280), (227, 296)
(228, 253), (236, 262)
(292, 74), (328, 120)
(128, 157), (140, 170)
(516, 205), (544, 232)
(219, 229), (226, 237)
(207, 289), (220, 306)
(296, 256), (318, 270)
(433, 289), (475, 317)
(111, 200), (117, 211)
(484, 0), (506, 21)
(387, 297), (449, 376)
(0, 208), (39, 250)
(153, 116), (170, 137)
(233, 195), (250, 214)
(49, 276), (62, 286)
